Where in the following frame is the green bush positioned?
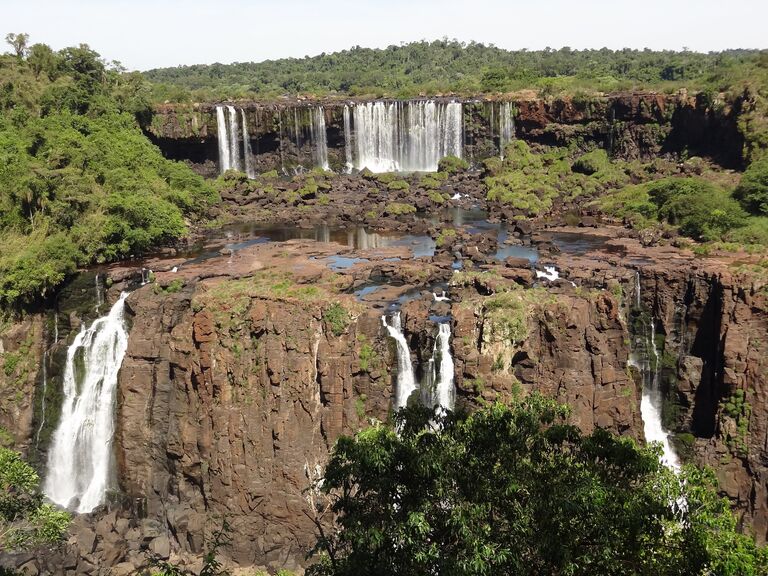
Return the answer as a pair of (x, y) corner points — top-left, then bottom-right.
(387, 179), (410, 191)
(427, 190), (445, 204)
(572, 149), (611, 175)
(384, 202), (416, 216)
(648, 178), (747, 241)
(437, 155), (469, 173)
(734, 157), (768, 215)
(0, 51), (217, 309)
(725, 216), (768, 245)
(323, 302), (350, 336)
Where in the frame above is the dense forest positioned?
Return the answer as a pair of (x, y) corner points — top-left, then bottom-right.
(0, 34), (217, 309)
(144, 40), (768, 101)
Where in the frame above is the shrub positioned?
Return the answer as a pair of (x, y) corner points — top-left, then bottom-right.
(437, 155), (469, 173)
(428, 190), (445, 204)
(323, 302), (350, 336)
(384, 202), (416, 216)
(387, 179), (410, 191)
(648, 178), (747, 241)
(572, 149), (611, 175)
(734, 157), (768, 215)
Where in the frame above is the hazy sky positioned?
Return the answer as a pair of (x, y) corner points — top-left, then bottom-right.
(3, 0), (766, 71)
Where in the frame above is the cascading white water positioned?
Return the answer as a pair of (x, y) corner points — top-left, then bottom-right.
(640, 320), (681, 471)
(311, 107), (330, 170)
(44, 293), (130, 513)
(94, 274), (104, 314)
(241, 108), (256, 179)
(632, 277), (680, 471)
(35, 349), (48, 445)
(343, 105), (353, 172)
(381, 312), (417, 410)
(216, 106), (231, 173)
(432, 323), (455, 411)
(226, 105), (241, 172)
(351, 100), (463, 172)
(215, 105), (243, 174)
(499, 102), (515, 158)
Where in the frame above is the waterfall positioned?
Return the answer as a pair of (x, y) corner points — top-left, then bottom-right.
(630, 279), (680, 471)
(499, 102), (515, 158)
(351, 100), (464, 172)
(241, 108), (256, 179)
(311, 107), (330, 170)
(94, 274), (104, 314)
(215, 105), (243, 174)
(35, 349), (48, 446)
(639, 319), (681, 471)
(381, 312), (417, 410)
(432, 323), (455, 412)
(215, 105), (240, 173)
(44, 293), (130, 513)
(227, 106), (241, 172)
(216, 106), (230, 173)
(343, 105), (353, 172)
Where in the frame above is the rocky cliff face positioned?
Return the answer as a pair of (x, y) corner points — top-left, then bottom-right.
(638, 266), (768, 541)
(4, 232), (768, 573)
(145, 92), (748, 176)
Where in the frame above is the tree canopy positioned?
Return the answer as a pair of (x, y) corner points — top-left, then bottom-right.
(0, 447), (70, 552)
(308, 396), (768, 576)
(0, 36), (217, 309)
(143, 41), (767, 101)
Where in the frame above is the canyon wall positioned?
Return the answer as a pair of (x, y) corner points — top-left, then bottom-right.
(3, 252), (768, 573)
(144, 92), (748, 176)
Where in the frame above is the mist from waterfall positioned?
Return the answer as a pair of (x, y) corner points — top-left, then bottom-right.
(348, 100), (463, 172)
(381, 312), (417, 410)
(44, 293), (130, 513)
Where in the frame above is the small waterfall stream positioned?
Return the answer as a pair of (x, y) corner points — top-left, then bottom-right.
(382, 312), (456, 414)
(311, 107), (330, 170)
(499, 102), (515, 158)
(381, 312), (417, 410)
(631, 275), (680, 471)
(431, 323), (455, 412)
(343, 105), (353, 172)
(44, 292), (130, 513)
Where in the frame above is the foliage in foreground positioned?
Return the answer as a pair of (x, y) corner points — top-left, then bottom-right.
(0, 37), (217, 309)
(0, 447), (70, 552)
(308, 396), (768, 576)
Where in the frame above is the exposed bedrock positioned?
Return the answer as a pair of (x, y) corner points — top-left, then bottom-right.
(3, 246), (768, 572)
(145, 91), (750, 175)
(636, 266), (768, 541)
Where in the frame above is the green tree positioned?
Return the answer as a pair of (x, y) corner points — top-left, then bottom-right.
(734, 157), (768, 215)
(0, 447), (70, 552)
(4, 33), (29, 58)
(308, 396), (767, 576)
(648, 178), (747, 241)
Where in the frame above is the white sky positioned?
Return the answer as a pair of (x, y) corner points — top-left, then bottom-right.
(3, 0), (766, 71)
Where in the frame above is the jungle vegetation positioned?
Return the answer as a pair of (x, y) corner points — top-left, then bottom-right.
(0, 34), (217, 310)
